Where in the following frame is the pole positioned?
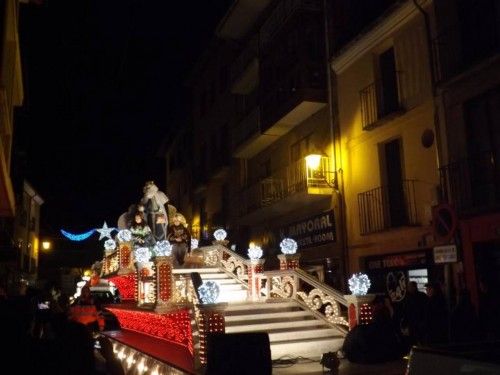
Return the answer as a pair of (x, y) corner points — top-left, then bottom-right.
(323, 0), (349, 291)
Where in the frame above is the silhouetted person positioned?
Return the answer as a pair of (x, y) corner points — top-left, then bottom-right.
(451, 289), (480, 343)
(402, 281), (428, 346)
(424, 282), (448, 345)
(478, 279), (500, 340)
(70, 285), (104, 333)
(342, 295), (405, 364)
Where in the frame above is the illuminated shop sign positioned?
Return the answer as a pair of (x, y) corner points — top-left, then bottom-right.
(278, 210), (336, 249)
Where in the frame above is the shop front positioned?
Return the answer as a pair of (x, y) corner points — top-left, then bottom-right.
(364, 249), (445, 314)
(276, 210), (344, 289)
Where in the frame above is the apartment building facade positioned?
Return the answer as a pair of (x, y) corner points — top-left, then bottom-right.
(432, 0), (500, 305)
(164, 0), (412, 289)
(0, 0), (24, 218)
(330, 0), (442, 299)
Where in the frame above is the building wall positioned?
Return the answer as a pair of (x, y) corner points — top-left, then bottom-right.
(334, 4), (440, 273)
(0, 0), (24, 217)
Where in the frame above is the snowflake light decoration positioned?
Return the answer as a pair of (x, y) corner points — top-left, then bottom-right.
(348, 273), (371, 296)
(198, 281), (220, 304)
(104, 239), (116, 251)
(117, 229), (132, 243)
(153, 240), (172, 256)
(134, 247), (151, 263)
(279, 238), (298, 254)
(248, 245), (263, 260)
(213, 229), (227, 241)
(191, 238), (199, 250)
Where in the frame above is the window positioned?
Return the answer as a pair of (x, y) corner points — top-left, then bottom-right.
(376, 47), (400, 117)
(463, 86), (500, 207)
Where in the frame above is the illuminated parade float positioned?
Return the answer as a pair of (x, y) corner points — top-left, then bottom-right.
(62, 182), (373, 374)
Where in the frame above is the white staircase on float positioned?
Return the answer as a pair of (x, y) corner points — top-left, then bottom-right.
(189, 267), (249, 303)
(225, 300), (345, 360)
(189, 267), (345, 360)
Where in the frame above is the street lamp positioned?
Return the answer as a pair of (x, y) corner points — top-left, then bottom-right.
(41, 240), (52, 251)
(305, 152), (338, 190)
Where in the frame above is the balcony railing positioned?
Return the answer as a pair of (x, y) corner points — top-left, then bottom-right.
(230, 35), (259, 89)
(260, 0), (321, 49)
(241, 157), (330, 216)
(359, 72), (403, 131)
(232, 104), (261, 150)
(439, 152), (500, 214)
(358, 179), (418, 235)
(260, 61), (325, 131)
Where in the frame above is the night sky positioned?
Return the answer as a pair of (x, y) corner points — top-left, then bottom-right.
(14, 0), (232, 262)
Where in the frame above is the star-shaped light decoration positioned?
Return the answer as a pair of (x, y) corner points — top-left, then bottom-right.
(96, 222), (114, 240)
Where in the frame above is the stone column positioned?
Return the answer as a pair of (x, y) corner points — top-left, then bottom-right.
(154, 255), (174, 312)
(248, 259), (265, 301)
(278, 254), (301, 270)
(343, 294), (375, 330)
(196, 303), (228, 366)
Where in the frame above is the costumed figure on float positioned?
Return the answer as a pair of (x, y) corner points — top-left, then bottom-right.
(141, 181), (169, 242)
(167, 213), (191, 267)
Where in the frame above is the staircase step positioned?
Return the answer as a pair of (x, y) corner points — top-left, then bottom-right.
(217, 290), (248, 303)
(225, 300), (301, 313)
(225, 318), (326, 332)
(225, 310), (311, 322)
(268, 327), (341, 342)
(200, 273), (236, 279)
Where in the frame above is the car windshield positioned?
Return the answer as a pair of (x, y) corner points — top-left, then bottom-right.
(90, 291), (115, 304)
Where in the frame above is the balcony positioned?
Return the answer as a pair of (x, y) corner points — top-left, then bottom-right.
(260, 0), (322, 50)
(358, 180), (419, 235)
(439, 152), (500, 215)
(239, 157), (331, 224)
(230, 36), (259, 95)
(431, 3), (500, 84)
(359, 72), (404, 131)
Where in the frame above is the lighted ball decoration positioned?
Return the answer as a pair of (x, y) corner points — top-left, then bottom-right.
(104, 239), (117, 251)
(117, 229), (132, 243)
(191, 238), (199, 250)
(248, 245), (263, 260)
(153, 240), (172, 256)
(213, 229), (227, 241)
(279, 238), (298, 254)
(348, 273), (371, 296)
(198, 281), (220, 304)
(134, 247), (152, 263)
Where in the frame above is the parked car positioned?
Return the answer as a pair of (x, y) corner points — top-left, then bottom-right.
(90, 290), (119, 305)
(406, 342), (500, 375)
